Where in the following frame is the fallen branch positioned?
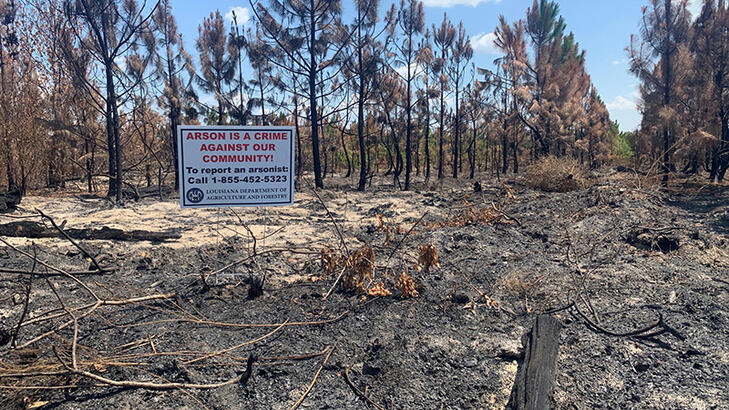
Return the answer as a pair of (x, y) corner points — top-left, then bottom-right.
(0, 220), (180, 242)
(343, 366), (386, 410)
(0, 236), (101, 300)
(572, 304), (663, 338)
(0, 267), (105, 276)
(10, 247), (36, 347)
(289, 346), (334, 410)
(66, 367), (248, 390)
(15, 293), (174, 350)
(37, 210), (104, 272)
(304, 178), (349, 255)
(258, 347), (331, 363)
(183, 321), (288, 364)
(491, 202), (521, 226)
(113, 310), (349, 331)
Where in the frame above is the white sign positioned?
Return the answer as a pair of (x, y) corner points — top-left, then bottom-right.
(177, 125), (295, 208)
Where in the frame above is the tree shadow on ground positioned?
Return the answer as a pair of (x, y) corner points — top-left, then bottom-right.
(664, 184), (729, 235)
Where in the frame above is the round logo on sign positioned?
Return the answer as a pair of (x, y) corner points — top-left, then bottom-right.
(186, 188), (204, 203)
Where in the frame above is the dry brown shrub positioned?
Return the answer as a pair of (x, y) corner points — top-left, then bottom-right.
(396, 273), (419, 298)
(502, 181), (517, 199)
(497, 271), (552, 313)
(426, 199), (502, 229)
(498, 271), (545, 298)
(342, 245), (375, 293)
(376, 214), (393, 245)
(366, 281), (392, 297)
(416, 243), (440, 273)
(376, 214), (406, 245)
(320, 248), (337, 275)
(524, 156), (592, 192)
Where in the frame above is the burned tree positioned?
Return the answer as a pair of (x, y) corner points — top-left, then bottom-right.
(629, 0), (690, 185)
(250, 0), (347, 189)
(146, 0), (194, 191)
(386, 0), (425, 190)
(62, 0), (159, 201)
(196, 10), (237, 125)
(432, 13), (454, 180)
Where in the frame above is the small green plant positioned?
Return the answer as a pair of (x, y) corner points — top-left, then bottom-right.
(613, 131), (635, 160)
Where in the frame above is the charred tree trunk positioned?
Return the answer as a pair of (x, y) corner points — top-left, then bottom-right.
(512, 134), (519, 174)
(502, 127), (509, 174)
(309, 0), (323, 189)
(382, 130), (393, 176)
(452, 82), (460, 179)
(507, 315), (562, 410)
(661, 0), (673, 187)
(469, 119), (477, 179)
(438, 86), (445, 179)
(164, 16), (181, 191)
(340, 126), (351, 178)
(424, 99), (431, 181)
(404, 45), (413, 191)
(294, 96), (302, 179)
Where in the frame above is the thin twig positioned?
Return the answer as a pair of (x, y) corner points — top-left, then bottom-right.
(303, 178), (348, 255)
(183, 321), (288, 365)
(289, 346), (334, 410)
(0, 267), (104, 276)
(11, 246), (36, 348)
(45, 277), (80, 369)
(37, 209), (105, 272)
(572, 304), (663, 338)
(344, 366), (386, 410)
(322, 264), (348, 301)
(386, 211), (429, 262)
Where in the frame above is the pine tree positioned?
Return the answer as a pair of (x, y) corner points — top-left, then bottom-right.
(447, 22), (472, 178)
(196, 11), (236, 125)
(432, 13), (454, 179)
(386, 0), (425, 190)
(629, 0), (690, 185)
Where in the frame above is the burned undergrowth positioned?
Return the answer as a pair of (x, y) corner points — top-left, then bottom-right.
(0, 172), (728, 409)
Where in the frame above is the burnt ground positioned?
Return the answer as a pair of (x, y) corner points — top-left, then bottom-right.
(1, 169), (728, 409)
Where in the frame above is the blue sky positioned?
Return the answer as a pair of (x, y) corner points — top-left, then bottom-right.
(170, 0), (706, 132)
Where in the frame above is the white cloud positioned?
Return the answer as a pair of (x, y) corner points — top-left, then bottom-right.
(395, 62), (424, 79)
(687, 0), (703, 19)
(471, 32), (499, 54)
(225, 6), (250, 26)
(606, 95), (636, 111)
(422, 0), (501, 7)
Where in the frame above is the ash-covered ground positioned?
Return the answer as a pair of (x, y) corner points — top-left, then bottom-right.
(1, 170), (728, 409)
